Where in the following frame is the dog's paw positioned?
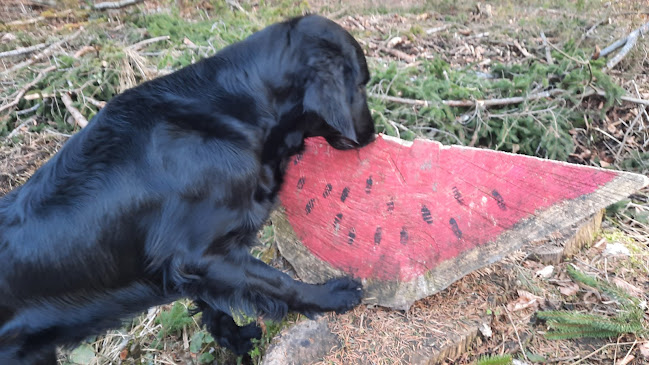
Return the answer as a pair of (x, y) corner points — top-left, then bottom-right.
(200, 307), (263, 356)
(319, 277), (363, 314)
(214, 321), (263, 355)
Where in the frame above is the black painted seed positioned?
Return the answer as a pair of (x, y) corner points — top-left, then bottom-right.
(374, 227), (382, 245)
(365, 176), (373, 194)
(387, 201), (395, 211)
(421, 205), (433, 224)
(492, 189), (506, 210)
(452, 186), (464, 205)
(341, 187), (350, 203)
(449, 218), (462, 239)
(305, 198), (315, 215)
(323, 183), (332, 198)
(400, 227), (408, 245)
(348, 229), (356, 245)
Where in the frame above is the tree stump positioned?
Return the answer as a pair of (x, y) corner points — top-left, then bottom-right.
(526, 209), (605, 265)
(274, 135), (648, 310)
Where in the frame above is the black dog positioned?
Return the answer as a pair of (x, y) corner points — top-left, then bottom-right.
(0, 14), (375, 364)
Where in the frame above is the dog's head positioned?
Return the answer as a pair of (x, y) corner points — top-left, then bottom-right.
(291, 15), (376, 150)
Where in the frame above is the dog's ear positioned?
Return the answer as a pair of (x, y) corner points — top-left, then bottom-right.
(302, 57), (358, 143)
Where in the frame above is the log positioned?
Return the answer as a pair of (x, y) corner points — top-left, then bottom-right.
(261, 317), (339, 365)
(274, 134), (648, 310)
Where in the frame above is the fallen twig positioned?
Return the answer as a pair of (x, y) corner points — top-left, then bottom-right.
(0, 65), (57, 115)
(325, 7), (348, 20)
(426, 24), (451, 35)
(546, 40), (589, 65)
(540, 32), (554, 64)
(23, 92), (60, 101)
(6, 117), (37, 140)
(372, 86), (649, 110)
(602, 21), (649, 71)
(1, 30), (81, 75)
(74, 46), (96, 58)
(93, 0), (143, 10)
(614, 106), (645, 161)
(597, 21), (649, 59)
(225, 0), (263, 28)
(370, 89), (565, 108)
(582, 87), (649, 106)
(6, 16), (45, 27)
(83, 96), (107, 109)
(44, 128), (72, 138)
(513, 40), (535, 59)
(0, 43), (48, 59)
(503, 305), (529, 362)
(15, 103), (41, 116)
(378, 46), (416, 63)
(61, 93), (88, 128)
(127, 36), (171, 51)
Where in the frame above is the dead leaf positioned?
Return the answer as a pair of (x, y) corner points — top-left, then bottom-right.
(639, 342), (649, 359)
(183, 37), (196, 47)
(119, 348), (128, 361)
(607, 123), (617, 134)
(559, 282), (579, 296)
(611, 277), (643, 298)
(615, 354), (634, 365)
(507, 290), (544, 312)
(592, 44), (601, 60)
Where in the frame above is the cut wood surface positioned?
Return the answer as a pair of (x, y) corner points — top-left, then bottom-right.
(527, 209), (604, 265)
(274, 134), (649, 310)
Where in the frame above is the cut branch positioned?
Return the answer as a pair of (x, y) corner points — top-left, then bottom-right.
(540, 32), (554, 64)
(582, 87), (649, 106)
(1, 30), (81, 75)
(93, 0), (144, 10)
(6, 16), (45, 27)
(0, 65), (57, 115)
(378, 46), (416, 63)
(61, 93), (88, 128)
(371, 88), (649, 110)
(74, 46), (96, 58)
(603, 21), (649, 71)
(127, 36), (170, 51)
(370, 89), (565, 108)
(83, 96), (107, 109)
(426, 24), (452, 34)
(513, 40), (535, 59)
(6, 117), (37, 140)
(0, 43), (48, 59)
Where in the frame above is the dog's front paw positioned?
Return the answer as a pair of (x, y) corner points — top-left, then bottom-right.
(213, 320), (263, 355)
(319, 277), (363, 314)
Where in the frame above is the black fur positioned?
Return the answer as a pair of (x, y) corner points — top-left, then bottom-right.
(0, 15), (375, 364)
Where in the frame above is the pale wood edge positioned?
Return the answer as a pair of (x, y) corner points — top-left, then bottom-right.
(527, 208), (604, 265)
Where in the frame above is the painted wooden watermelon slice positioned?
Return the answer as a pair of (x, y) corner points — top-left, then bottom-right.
(273, 134), (648, 309)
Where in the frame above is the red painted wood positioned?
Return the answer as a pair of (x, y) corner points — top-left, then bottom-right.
(279, 135), (618, 281)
